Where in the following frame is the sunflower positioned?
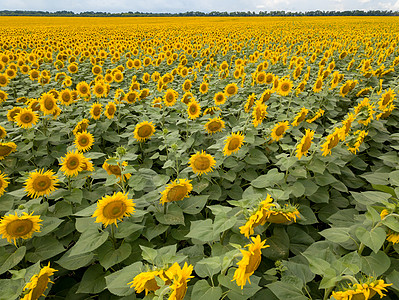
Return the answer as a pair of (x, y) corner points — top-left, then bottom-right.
(21, 263), (57, 300)
(73, 119), (90, 135)
(214, 92), (226, 105)
(223, 132), (245, 156)
(331, 278), (392, 300)
(182, 79), (192, 92)
(252, 100), (268, 128)
(0, 212), (42, 245)
(68, 63), (78, 74)
(255, 71), (266, 84)
(292, 107), (309, 126)
(74, 131), (94, 152)
(0, 90), (7, 103)
(125, 91), (138, 104)
(113, 71), (124, 83)
(347, 130), (369, 154)
(81, 156), (95, 172)
(0, 141), (17, 160)
(271, 121), (289, 141)
(0, 171), (9, 197)
(14, 108), (38, 129)
(277, 78), (293, 96)
(165, 262), (194, 300)
(7, 107), (22, 122)
(59, 89), (74, 105)
(92, 191), (135, 227)
(104, 102), (117, 119)
(59, 151), (85, 177)
(313, 77), (323, 93)
(265, 73), (274, 84)
(339, 113), (356, 141)
(296, 129), (315, 160)
(199, 82), (209, 94)
(164, 89), (178, 107)
(92, 65), (102, 76)
(25, 169), (58, 199)
(376, 104), (395, 120)
(93, 82), (106, 98)
(187, 100), (201, 119)
(134, 121), (155, 142)
(321, 127), (343, 156)
(0, 73), (9, 87)
(244, 93), (256, 112)
(128, 270), (169, 295)
(102, 160), (131, 181)
(339, 81), (351, 97)
(90, 103), (102, 120)
(39, 93), (58, 115)
(160, 179), (193, 205)
(232, 235), (269, 289)
(203, 106), (221, 116)
(76, 81), (91, 98)
(387, 231), (399, 244)
(306, 109), (325, 123)
(204, 117), (225, 134)
(0, 126), (6, 139)
(189, 150), (216, 175)
(181, 92), (194, 105)
(378, 89), (396, 111)
(224, 83), (238, 97)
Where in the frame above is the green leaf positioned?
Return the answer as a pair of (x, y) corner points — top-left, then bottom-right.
(284, 261), (315, 284)
(70, 229), (109, 256)
(35, 217), (63, 236)
(0, 247), (26, 275)
(267, 281), (308, 300)
(195, 257), (221, 278)
(191, 280), (223, 300)
(355, 227), (386, 253)
(98, 242), (132, 270)
(315, 171), (337, 186)
(389, 170), (399, 186)
(155, 204), (185, 225)
(338, 251), (361, 275)
(77, 264), (107, 294)
(319, 227), (350, 243)
(179, 195), (209, 215)
(186, 219), (215, 242)
(361, 251), (391, 277)
(382, 216), (399, 232)
(56, 248), (94, 270)
(386, 270), (399, 291)
(319, 268), (340, 289)
(302, 254), (330, 275)
(140, 246), (157, 264)
(0, 278), (24, 300)
(105, 262), (142, 296)
(262, 227), (290, 261)
(26, 237), (65, 262)
(64, 188), (83, 204)
(351, 191), (391, 205)
(251, 169), (284, 188)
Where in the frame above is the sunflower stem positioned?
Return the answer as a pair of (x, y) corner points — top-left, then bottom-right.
(323, 287), (334, 300)
(110, 224), (117, 249)
(164, 202), (168, 214)
(67, 176), (72, 191)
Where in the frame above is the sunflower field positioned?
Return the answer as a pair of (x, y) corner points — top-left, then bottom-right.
(0, 15), (399, 300)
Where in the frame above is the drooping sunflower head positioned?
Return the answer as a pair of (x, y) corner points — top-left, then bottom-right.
(166, 262), (194, 300)
(92, 191), (135, 227)
(104, 102), (117, 119)
(204, 117), (225, 134)
(189, 150), (216, 175)
(160, 179), (193, 205)
(74, 131), (94, 152)
(0, 126), (6, 139)
(223, 132), (245, 156)
(259, 89), (273, 103)
(187, 100), (201, 120)
(90, 103), (102, 120)
(73, 119), (90, 136)
(181, 92), (194, 105)
(313, 77), (323, 93)
(0, 212), (42, 245)
(224, 83), (238, 97)
(59, 150), (85, 177)
(23, 262), (57, 300)
(296, 129), (315, 160)
(0, 142), (17, 160)
(102, 159), (131, 180)
(0, 171), (9, 197)
(133, 121), (156, 142)
(321, 127), (342, 156)
(271, 121), (289, 142)
(128, 270), (167, 295)
(292, 107), (309, 126)
(332, 277), (392, 300)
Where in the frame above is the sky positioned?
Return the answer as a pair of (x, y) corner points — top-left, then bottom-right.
(1, 0), (399, 13)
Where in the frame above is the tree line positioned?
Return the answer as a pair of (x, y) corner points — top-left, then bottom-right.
(0, 10), (398, 17)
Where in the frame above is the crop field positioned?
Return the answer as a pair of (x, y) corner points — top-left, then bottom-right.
(0, 15), (399, 300)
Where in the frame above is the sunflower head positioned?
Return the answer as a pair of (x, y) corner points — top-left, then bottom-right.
(15, 108), (39, 129)
(277, 78), (293, 96)
(252, 100), (268, 128)
(271, 121), (289, 142)
(0, 142), (17, 160)
(187, 100), (201, 120)
(204, 117), (225, 134)
(23, 263), (57, 299)
(134, 121), (156, 142)
(164, 89), (178, 107)
(60, 150), (85, 177)
(224, 83), (238, 97)
(104, 102), (117, 119)
(0, 171), (10, 197)
(0, 212), (42, 244)
(24, 169), (59, 199)
(92, 192), (135, 227)
(189, 150), (216, 175)
(74, 131), (94, 152)
(160, 179), (193, 205)
(223, 132), (245, 156)
(296, 129), (315, 160)
(90, 103), (102, 120)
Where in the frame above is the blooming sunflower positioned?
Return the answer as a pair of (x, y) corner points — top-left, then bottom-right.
(165, 262), (194, 300)
(0, 125), (6, 139)
(39, 93), (58, 115)
(296, 129), (315, 160)
(214, 92), (226, 105)
(224, 83), (238, 97)
(259, 89), (273, 103)
(128, 269), (169, 295)
(59, 89), (74, 106)
(292, 107), (309, 126)
(232, 235), (269, 289)
(160, 179), (193, 205)
(7, 107), (22, 122)
(25, 169), (58, 199)
(313, 77), (323, 93)
(90, 103), (102, 120)
(321, 127), (343, 156)
(187, 100), (201, 119)
(164, 89), (178, 107)
(74, 131), (94, 152)
(306, 109), (325, 123)
(181, 92), (194, 105)
(252, 100), (268, 128)
(277, 78), (293, 96)
(133, 121), (155, 142)
(182, 79), (192, 92)
(347, 130), (369, 154)
(223, 132), (245, 156)
(0, 90), (8, 103)
(189, 150), (216, 175)
(0, 73), (9, 87)
(378, 89), (396, 111)
(22, 263), (57, 300)
(255, 71), (266, 84)
(73, 119), (90, 136)
(15, 108), (39, 129)
(92, 191), (135, 227)
(76, 81), (90, 98)
(104, 102), (117, 119)
(0, 171), (9, 197)
(244, 93), (256, 112)
(331, 278), (392, 300)
(199, 82), (209, 94)
(0, 141), (17, 160)
(387, 231), (399, 244)
(271, 121), (289, 142)
(339, 113), (356, 141)
(93, 82), (106, 98)
(81, 156), (95, 172)
(204, 117), (225, 134)
(0, 212), (42, 245)
(59, 150), (85, 177)
(125, 91), (138, 104)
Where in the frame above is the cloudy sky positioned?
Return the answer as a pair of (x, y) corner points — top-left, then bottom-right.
(1, 0), (399, 13)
